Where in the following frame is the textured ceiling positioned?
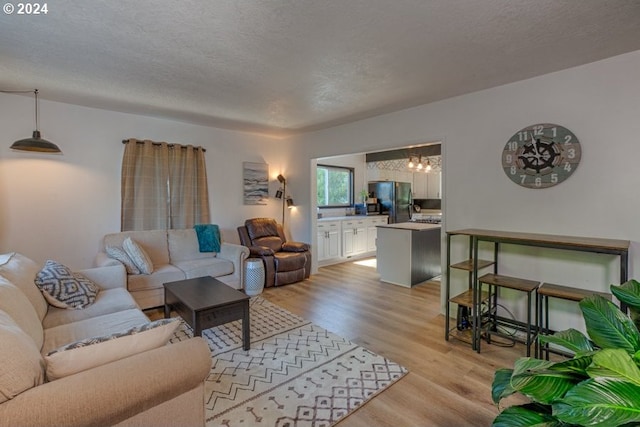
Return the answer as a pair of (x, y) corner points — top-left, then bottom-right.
(1, 0), (640, 137)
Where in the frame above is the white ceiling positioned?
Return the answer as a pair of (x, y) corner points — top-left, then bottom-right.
(2, 0), (640, 137)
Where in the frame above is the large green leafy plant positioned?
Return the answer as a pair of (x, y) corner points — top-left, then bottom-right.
(492, 279), (640, 426)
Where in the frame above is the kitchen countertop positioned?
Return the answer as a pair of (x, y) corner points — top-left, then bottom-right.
(377, 222), (441, 231)
(318, 214), (388, 221)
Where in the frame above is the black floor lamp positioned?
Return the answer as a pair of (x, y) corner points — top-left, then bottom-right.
(275, 174), (294, 226)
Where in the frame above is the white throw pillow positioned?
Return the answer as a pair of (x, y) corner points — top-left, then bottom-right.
(34, 260), (100, 309)
(106, 245), (141, 275)
(45, 318), (180, 381)
(122, 237), (154, 275)
(0, 310), (45, 403)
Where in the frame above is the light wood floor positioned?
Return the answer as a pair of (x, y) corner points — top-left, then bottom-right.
(260, 258), (529, 427)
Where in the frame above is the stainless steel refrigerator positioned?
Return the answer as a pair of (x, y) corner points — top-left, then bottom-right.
(368, 181), (412, 223)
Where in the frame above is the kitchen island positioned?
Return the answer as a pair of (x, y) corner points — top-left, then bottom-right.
(376, 222), (441, 287)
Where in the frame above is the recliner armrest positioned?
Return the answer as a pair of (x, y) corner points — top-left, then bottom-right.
(282, 242), (310, 252)
(249, 245), (275, 256)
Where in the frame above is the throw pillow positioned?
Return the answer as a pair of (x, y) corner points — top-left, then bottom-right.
(0, 310), (45, 403)
(122, 237), (154, 275)
(105, 245), (141, 275)
(44, 318), (180, 381)
(34, 260), (100, 310)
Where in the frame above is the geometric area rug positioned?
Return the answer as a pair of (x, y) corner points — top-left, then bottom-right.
(169, 296), (408, 427)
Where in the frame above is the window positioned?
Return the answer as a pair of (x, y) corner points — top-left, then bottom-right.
(316, 164), (354, 208)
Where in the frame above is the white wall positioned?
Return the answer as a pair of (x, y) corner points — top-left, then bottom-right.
(0, 95), (297, 269)
(292, 50), (640, 327)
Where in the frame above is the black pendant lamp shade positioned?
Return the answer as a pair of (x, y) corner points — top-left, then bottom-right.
(9, 89), (62, 153)
(11, 130), (61, 152)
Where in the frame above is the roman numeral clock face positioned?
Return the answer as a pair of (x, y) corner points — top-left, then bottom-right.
(502, 123), (581, 188)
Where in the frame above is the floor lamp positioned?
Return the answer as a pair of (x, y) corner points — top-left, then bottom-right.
(275, 174), (294, 227)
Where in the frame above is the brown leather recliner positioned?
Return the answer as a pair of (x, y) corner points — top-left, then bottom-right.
(237, 218), (311, 288)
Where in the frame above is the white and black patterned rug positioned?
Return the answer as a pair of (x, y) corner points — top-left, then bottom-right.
(169, 296), (408, 427)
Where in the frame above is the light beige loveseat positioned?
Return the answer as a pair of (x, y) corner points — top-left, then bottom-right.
(95, 228), (250, 309)
(0, 252), (211, 427)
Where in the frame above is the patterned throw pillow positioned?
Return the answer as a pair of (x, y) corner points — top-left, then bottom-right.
(122, 237), (154, 275)
(44, 318), (180, 380)
(105, 245), (141, 275)
(34, 260), (100, 309)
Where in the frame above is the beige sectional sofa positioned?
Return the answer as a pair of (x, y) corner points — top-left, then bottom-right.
(0, 252), (211, 427)
(95, 228), (250, 309)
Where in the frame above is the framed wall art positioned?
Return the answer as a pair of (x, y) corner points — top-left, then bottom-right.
(243, 162), (269, 205)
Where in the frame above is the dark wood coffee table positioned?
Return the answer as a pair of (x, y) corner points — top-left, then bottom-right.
(163, 276), (250, 350)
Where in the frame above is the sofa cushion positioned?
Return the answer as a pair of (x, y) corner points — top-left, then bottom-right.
(103, 230), (170, 266)
(0, 277), (44, 350)
(35, 260), (100, 309)
(105, 245), (141, 275)
(42, 287), (139, 329)
(127, 264), (185, 292)
(0, 310), (45, 404)
(0, 252), (48, 321)
(123, 237), (154, 275)
(173, 258), (234, 280)
(44, 318), (180, 381)
(42, 308), (150, 355)
(168, 229), (216, 263)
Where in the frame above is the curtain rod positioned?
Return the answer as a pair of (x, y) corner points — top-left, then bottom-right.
(121, 139), (206, 152)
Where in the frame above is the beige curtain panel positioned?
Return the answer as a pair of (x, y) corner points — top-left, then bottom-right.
(121, 139), (210, 231)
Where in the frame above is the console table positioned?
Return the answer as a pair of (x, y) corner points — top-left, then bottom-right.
(445, 228), (629, 353)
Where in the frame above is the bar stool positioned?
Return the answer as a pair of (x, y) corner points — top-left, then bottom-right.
(536, 282), (611, 360)
(478, 273), (540, 356)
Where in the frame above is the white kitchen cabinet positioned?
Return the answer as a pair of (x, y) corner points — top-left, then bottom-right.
(412, 172), (429, 198)
(342, 218), (367, 257)
(413, 171), (440, 199)
(366, 216), (388, 251)
(316, 215), (388, 266)
(316, 220), (341, 262)
(427, 171), (441, 198)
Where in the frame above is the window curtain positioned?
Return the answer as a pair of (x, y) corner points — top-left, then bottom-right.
(121, 139), (210, 231)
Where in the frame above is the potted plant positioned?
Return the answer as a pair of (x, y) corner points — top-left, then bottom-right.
(492, 279), (640, 427)
(359, 189), (369, 204)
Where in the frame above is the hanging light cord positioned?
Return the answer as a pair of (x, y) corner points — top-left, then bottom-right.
(0, 89), (39, 129)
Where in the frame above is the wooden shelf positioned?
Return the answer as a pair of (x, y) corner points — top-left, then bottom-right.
(450, 289), (490, 308)
(450, 259), (494, 272)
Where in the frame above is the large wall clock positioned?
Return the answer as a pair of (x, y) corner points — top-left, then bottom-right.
(501, 123), (581, 189)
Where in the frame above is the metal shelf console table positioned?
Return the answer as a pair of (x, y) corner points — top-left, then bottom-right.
(445, 228), (629, 353)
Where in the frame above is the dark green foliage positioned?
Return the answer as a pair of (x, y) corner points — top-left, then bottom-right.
(492, 280), (640, 427)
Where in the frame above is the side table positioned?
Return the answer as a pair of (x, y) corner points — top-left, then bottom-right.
(244, 258), (265, 296)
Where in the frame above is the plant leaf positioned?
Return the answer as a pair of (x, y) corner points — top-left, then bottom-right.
(611, 280), (640, 330)
(611, 280), (640, 310)
(553, 378), (640, 426)
(492, 368), (516, 404)
(587, 348), (640, 385)
(492, 403), (560, 427)
(549, 354), (594, 376)
(510, 358), (579, 404)
(579, 295), (640, 353)
(538, 328), (594, 354)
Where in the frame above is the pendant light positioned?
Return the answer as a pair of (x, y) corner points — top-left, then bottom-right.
(9, 89), (62, 153)
(425, 158), (432, 172)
